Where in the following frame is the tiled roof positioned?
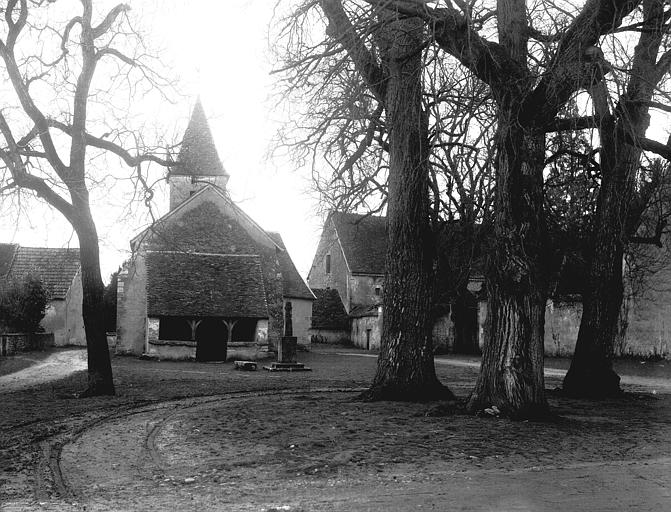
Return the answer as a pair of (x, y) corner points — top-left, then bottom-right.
(267, 232), (314, 300)
(146, 251), (268, 318)
(310, 288), (349, 329)
(6, 246), (80, 299)
(170, 99), (228, 178)
(0, 243), (17, 276)
(349, 304), (380, 318)
(147, 201), (262, 255)
(331, 212), (387, 275)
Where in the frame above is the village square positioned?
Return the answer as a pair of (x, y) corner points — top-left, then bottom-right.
(2, 0), (671, 511)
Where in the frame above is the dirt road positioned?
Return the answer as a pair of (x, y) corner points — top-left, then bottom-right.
(1, 349), (670, 511)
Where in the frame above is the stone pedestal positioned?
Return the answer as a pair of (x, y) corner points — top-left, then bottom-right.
(264, 336), (311, 372)
(278, 336), (297, 363)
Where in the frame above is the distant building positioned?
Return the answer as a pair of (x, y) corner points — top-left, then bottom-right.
(308, 212), (671, 359)
(0, 244), (84, 345)
(307, 212), (481, 353)
(116, 100), (314, 361)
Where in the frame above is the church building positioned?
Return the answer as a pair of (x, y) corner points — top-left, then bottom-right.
(115, 101), (314, 361)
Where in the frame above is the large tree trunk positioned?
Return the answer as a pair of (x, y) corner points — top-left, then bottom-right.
(74, 204), (115, 396)
(563, 126), (641, 398)
(365, 15), (453, 402)
(467, 121), (549, 419)
(564, 0), (664, 398)
(562, 229), (624, 397)
(563, 125), (627, 397)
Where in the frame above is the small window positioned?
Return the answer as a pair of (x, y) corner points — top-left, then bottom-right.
(325, 254), (331, 274)
(375, 286), (381, 297)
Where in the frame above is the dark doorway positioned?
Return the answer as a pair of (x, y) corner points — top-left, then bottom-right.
(366, 329), (371, 350)
(195, 318), (227, 361)
(452, 292), (480, 355)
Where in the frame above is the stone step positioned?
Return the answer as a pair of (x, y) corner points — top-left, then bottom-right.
(263, 362), (312, 372)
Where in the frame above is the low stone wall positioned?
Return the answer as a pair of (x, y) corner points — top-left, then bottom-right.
(544, 300), (582, 357)
(431, 315), (454, 354)
(147, 339), (196, 360)
(227, 342), (272, 361)
(0, 332), (54, 356)
(146, 339), (272, 361)
(308, 328), (350, 345)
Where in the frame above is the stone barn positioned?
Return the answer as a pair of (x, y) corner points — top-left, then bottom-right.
(0, 244), (84, 346)
(116, 100), (313, 361)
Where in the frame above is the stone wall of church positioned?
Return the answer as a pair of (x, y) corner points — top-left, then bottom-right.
(116, 251), (148, 355)
(284, 298), (313, 347)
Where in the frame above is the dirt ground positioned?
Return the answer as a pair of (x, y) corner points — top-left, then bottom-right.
(1, 347), (670, 511)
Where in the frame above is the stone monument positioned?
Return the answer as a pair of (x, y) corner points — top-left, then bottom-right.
(264, 301), (311, 372)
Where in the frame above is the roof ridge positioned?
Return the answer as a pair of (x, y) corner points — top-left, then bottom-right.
(147, 250), (261, 258)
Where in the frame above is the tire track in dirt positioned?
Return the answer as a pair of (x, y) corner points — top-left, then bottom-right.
(39, 387), (365, 508)
(33, 386), (671, 511)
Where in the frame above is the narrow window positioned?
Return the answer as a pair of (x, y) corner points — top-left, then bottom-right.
(325, 254), (331, 274)
(375, 286), (381, 297)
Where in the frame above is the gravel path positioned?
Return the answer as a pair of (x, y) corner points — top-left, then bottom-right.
(0, 350), (87, 393)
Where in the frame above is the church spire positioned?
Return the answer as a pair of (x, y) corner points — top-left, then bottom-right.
(168, 99), (230, 210)
(172, 98), (229, 178)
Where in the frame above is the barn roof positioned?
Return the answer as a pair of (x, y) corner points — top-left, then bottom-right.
(330, 212), (387, 275)
(5, 246), (80, 299)
(146, 251), (268, 318)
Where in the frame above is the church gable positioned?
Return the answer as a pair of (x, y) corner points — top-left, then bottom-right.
(134, 186), (279, 253)
(147, 201), (262, 255)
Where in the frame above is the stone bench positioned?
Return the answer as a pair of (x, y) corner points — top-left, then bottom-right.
(234, 360), (258, 371)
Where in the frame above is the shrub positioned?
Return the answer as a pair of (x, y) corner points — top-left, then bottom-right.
(0, 274), (48, 333)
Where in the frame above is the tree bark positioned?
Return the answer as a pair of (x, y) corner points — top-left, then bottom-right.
(73, 201), (115, 396)
(564, 0), (666, 398)
(364, 14), (453, 402)
(467, 120), (549, 419)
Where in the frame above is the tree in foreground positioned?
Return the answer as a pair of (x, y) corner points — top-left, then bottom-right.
(0, 0), (173, 395)
(368, 0), (640, 418)
(563, 0), (671, 397)
(278, 1), (454, 400)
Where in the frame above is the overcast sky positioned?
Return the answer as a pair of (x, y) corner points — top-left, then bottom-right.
(0, 0), (325, 282)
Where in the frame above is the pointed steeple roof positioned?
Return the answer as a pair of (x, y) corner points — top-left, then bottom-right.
(171, 99), (228, 177)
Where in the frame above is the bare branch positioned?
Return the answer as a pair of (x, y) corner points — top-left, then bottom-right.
(91, 4), (130, 39)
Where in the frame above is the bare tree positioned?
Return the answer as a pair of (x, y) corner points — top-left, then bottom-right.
(562, 0), (671, 396)
(0, 0), (174, 396)
(357, 0), (639, 417)
(277, 1), (465, 400)
(276, 0), (504, 400)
